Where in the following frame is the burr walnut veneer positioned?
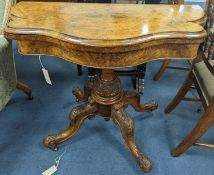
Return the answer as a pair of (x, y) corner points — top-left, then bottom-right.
(5, 2), (206, 173)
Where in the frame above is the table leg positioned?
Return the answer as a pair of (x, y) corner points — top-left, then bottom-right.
(43, 69), (157, 173)
(72, 81), (94, 102)
(43, 98), (97, 151)
(112, 102), (152, 173)
(123, 91), (158, 112)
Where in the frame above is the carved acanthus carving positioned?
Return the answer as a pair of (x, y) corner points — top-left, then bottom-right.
(111, 102), (152, 172)
(91, 74), (122, 105)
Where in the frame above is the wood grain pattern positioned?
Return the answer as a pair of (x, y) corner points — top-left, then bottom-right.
(4, 2), (208, 172)
(5, 2), (206, 68)
(165, 0), (214, 157)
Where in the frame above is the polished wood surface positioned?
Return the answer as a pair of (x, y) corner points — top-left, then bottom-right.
(165, 0), (214, 157)
(5, 2), (206, 68)
(44, 69), (158, 173)
(7, 3), (205, 40)
(4, 2), (207, 173)
(153, 0), (211, 82)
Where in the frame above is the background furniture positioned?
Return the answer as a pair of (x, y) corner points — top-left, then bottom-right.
(153, 0), (211, 82)
(165, 0), (214, 156)
(5, 2), (205, 172)
(0, 0), (32, 111)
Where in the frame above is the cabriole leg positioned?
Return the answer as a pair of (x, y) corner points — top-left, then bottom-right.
(123, 91), (158, 112)
(43, 97), (97, 151)
(72, 81), (94, 102)
(111, 103), (152, 173)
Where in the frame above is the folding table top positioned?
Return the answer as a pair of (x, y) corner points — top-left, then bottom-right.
(5, 2), (206, 68)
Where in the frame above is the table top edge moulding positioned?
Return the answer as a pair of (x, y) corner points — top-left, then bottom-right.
(5, 2), (207, 68)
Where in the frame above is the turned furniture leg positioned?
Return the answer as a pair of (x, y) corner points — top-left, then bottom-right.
(77, 65), (82, 76)
(43, 97), (97, 151)
(88, 67), (98, 82)
(165, 71), (194, 113)
(135, 64), (147, 94)
(171, 99), (214, 156)
(72, 81), (93, 102)
(16, 82), (33, 100)
(111, 103), (152, 173)
(153, 60), (170, 81)
(123, 91), (158, 112)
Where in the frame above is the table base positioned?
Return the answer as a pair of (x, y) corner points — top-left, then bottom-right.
(43, 69), (158, 173)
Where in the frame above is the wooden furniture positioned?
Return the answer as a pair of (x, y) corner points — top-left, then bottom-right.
(153, 1), (204, 82)
(114, 0), (162, 94)
(5, 2), (206, 172)
(85, 0), (183, 94)
(165, 0), (214, 157)
(0, 0), (32, 111)
(153, 58), (191, 81)
(153, 0), (186, 82)
(16, 0), (85, 76)
(16, 82), (33, 99)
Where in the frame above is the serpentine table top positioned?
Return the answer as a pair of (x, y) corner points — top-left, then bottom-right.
(5, 2), (206, 68)
(4, 2), (207, 173)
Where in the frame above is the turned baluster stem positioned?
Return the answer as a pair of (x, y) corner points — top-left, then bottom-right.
(100, 69), (115, 81)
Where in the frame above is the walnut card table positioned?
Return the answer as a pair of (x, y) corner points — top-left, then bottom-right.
(5, 2), (206, 173)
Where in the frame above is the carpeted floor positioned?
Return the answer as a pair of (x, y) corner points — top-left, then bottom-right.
(1, 2), (214, 174)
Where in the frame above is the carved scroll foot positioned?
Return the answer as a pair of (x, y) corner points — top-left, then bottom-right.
(43, 134), (60, 151)
(123, 91), (158, 112)
(43, 97), (97, 150)
(111, 103), (152, 173)
(72, 82), (93, 102)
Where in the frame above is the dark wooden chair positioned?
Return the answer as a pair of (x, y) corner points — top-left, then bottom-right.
(165, 0), (214, 156)
(153, 59), (191, 81)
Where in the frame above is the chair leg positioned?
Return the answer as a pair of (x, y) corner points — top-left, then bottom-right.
(171, 99), (214, 156)
(88, 67), (97, 82)
(77, 65), (82, 76)
(165, 71), (194, 113)
(16, 82), (33, 100)
(135, 64), (146, 94)
(153, 60), (170, 81)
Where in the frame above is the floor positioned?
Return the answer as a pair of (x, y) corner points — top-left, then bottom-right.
(1, 1), (213, 175)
